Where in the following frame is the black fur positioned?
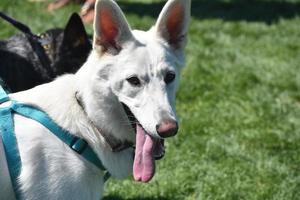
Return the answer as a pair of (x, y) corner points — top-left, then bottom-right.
(0, 13), (92, 92)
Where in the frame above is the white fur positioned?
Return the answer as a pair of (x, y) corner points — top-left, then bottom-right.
(0, 0), (190, 199)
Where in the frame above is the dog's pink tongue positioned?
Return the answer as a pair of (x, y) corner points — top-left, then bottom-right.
(133, 124), (155, 183)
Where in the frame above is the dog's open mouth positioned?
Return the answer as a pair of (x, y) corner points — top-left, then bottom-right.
(122, 103), (165, 183)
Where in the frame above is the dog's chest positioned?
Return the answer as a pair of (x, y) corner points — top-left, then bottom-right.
(14, 115), (104, 200)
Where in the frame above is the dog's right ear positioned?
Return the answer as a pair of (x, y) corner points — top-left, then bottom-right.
(93, 0), (132, 55)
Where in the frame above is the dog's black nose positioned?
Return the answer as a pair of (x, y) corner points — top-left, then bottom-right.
(156, 120), (178, 138)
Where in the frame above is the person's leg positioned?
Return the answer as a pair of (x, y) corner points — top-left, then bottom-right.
(47, 0), (71, 11)
(80, 0), (95, 23)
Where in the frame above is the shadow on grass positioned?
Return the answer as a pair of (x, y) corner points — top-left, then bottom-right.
(118, 0), (300, 23)
(103, 195), (171, 200)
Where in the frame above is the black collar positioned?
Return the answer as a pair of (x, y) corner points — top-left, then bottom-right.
(75, 92), (134, 152)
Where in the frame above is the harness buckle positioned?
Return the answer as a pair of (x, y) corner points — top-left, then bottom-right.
(70, 138), (88, 154)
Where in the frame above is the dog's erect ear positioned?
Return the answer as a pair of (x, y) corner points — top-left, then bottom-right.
(93, 0), (132, 55)
(62, 13), (90, 48)
(155, 0), (191, 52)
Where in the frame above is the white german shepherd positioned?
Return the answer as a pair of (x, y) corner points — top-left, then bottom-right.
(0, 0), (190, 199)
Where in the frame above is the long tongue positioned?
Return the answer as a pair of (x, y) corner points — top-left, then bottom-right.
(133, 124), (155, 182)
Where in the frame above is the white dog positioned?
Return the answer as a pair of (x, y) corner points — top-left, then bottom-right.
(0, 0), (190, 199)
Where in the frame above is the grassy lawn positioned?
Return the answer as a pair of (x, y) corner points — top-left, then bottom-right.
(1, 0), (300, 199)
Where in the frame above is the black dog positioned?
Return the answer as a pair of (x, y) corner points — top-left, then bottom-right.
(0, 13), (91, 92)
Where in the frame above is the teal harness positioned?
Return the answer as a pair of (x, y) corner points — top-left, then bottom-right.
(0, 87), (110, 199)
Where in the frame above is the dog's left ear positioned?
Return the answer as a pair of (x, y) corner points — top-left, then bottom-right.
(155, 0), (191, 53)
(93, 0), (133, 55)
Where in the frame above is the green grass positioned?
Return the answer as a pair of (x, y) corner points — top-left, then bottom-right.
(1, 0), (300, 199)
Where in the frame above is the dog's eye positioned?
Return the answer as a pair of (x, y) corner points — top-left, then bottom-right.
(126, 76), (141, 86)
(164, 72), (176, 84)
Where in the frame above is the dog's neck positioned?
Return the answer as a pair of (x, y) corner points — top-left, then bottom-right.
(75, 91), (134, 152)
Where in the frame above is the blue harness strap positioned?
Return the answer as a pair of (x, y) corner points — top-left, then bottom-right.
(0, 108), (21, 199)
(0, 87), (110, 199)
(0, 87), (21, 199)
(10, 102), (108, 171)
